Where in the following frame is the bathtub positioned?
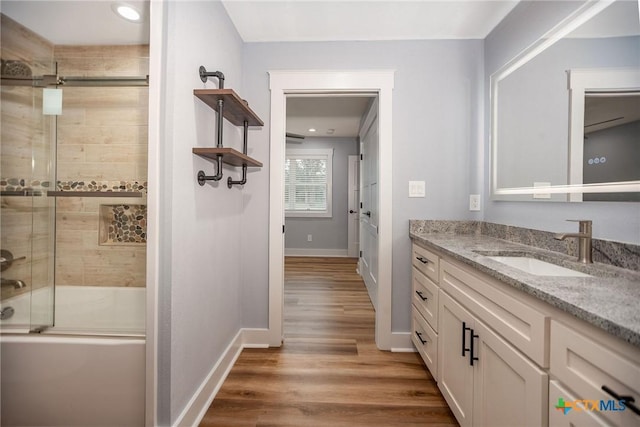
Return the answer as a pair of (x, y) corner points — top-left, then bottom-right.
(1, 285), (145, 334)
(1, 286), (146, 426)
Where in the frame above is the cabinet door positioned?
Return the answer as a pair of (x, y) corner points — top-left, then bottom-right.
(472, 320), (548, 427)
(438, 291), (474, 427)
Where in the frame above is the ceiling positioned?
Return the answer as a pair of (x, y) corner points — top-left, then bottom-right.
(222, 1), (520, 42)
(584, 94), (640, 134)
(2, 1), (521, 140)
(1, 1), (150, 45)
(287, 96), (374, 138)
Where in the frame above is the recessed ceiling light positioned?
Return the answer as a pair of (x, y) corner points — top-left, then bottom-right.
(112, 3), (141, 22)
(308, 128), (316, 132)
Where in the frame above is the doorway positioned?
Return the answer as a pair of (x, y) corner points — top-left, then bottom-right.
(283, 95), (371, 258)
(268, 70), (395, 350)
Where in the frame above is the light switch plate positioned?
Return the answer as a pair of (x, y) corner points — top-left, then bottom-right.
(409, 181), (425, 198)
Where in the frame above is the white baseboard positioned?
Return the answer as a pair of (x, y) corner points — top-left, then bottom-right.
(173, 328), (274, 427)
(284, 248), (349, 257)
(390, 331), (415, 352)
(173, 329), (243, 427)
(241, 328), (271, 348)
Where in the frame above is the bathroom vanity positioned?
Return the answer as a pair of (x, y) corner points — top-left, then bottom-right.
(409, 221), (640, 427)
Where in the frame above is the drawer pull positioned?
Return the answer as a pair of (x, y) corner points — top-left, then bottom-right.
(415, 256), (429, 264)
(462, 322), (471, 357)
(602, 385), (640, 416)
(415, 290), (428, 301)
(415, 330), (427, 345)
(469, 329), (479, 366)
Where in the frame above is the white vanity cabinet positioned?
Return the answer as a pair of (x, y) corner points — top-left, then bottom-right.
(410, 244), (440, 379)
(438, 278), (548, 427)
(410, 238), (640, 427)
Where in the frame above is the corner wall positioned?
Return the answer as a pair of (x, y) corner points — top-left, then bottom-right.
(155, 1), (246, 424)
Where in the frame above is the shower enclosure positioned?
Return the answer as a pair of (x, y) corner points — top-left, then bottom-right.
(0, 13), (148, 336)
(1, 12), (148, 425)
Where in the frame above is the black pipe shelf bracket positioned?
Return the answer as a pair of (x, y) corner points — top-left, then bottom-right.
(194, 66), (263, 188)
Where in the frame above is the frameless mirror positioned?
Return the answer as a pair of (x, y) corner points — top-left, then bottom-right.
(490, 0), (640, 201)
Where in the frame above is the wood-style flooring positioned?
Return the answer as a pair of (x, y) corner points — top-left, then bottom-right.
(200, 257), (457, 426)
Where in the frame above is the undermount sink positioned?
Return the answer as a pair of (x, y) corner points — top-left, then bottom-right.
(488, 256), (591, 277)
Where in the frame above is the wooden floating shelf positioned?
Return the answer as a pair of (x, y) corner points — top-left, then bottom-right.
(192, 147), (263, 167)
(194, 89), (264, 127)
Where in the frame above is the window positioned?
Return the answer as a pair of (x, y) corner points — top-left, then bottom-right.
(285, 148), (333, 217)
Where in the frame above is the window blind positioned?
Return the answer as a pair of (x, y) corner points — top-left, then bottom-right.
(285, 149), (333, 217)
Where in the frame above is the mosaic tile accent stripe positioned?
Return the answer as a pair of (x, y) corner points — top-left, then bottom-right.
(409, 220), (640, 271)
(99, 204), (147, 245)
(0, 178), (51, 193)
(1, 178), (147, 194)
(57, 180), (147, 193)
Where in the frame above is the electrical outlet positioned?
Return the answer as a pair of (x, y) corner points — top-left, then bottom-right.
(307, 234), (312, 242)
(469, 194), (481, 211)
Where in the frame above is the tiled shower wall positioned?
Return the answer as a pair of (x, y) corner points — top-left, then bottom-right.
(1, 14), (148, 295)
(54, 44), (148, 287)
(0, 14), (55, 299)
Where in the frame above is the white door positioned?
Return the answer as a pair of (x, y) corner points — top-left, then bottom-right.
(359, 99), (378, 309)
(347, 155), (359, 258)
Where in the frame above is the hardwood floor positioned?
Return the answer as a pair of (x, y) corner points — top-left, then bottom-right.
(200, 257), (457, 426)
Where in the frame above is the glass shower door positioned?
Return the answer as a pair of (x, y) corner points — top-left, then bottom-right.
(0, 57), (56, 332)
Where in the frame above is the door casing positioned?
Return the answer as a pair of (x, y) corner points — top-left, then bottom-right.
(268, 70), (394, 349)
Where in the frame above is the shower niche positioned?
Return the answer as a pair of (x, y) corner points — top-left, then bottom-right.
(99, 204), (147, 246)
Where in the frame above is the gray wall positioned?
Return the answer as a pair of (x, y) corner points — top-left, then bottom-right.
(157, 1), (245, 423)
(484, 0), (640, 243)
(240, 39), (484, 332)
(285, 137), (358, 252)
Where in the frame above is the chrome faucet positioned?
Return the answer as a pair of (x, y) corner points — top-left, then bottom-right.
(1, 278), (27, 289)
(554, 220), (593, 264)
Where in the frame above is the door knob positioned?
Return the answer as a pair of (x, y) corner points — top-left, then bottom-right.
(349, 209), (356, 214)
(364, 211), (371, 217)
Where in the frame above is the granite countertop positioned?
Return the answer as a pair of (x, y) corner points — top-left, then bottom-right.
(410, 228), (640, 348)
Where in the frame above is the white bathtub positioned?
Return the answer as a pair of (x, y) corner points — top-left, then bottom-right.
(1, 286), (146, 426)
(1, 285), (145, 335)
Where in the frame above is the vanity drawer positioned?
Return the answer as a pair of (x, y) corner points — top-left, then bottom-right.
(550, 320), (640, 427)
(412, 267), (439, 331)
(412, 243), (439, 283)
(440, 259), (549, 367)
(549, 380), (611, 426)
(412, 306), (438, 381)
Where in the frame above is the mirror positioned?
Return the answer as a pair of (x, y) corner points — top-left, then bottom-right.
(491, 0), (640, 201)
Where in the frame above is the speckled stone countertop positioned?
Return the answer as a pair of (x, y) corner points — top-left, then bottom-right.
(409, 221), (640, 348)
